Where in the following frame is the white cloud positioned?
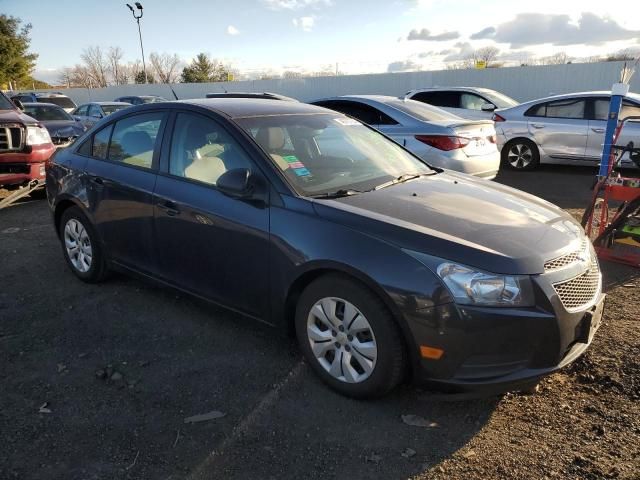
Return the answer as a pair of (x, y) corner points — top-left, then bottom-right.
(407, 28), (460, 41)
(387, 59), (421, 72)
(226, 25), (240, 35)
(262, 0), (331, 10)
(474, 12), (640, 48)
(293, 16), (315, 32)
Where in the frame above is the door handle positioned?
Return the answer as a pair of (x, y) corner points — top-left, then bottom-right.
(89, 176), (104, 188)
(531, 123), (545, 129)
(157, 199), (180, 216)
(591, 128), (605, 133)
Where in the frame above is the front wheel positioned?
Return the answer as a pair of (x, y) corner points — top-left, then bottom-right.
(502, 139), (540, 170)
(295, 274), (407, 399)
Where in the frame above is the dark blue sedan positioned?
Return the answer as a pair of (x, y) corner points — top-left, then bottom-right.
(46, 99), (604, 398)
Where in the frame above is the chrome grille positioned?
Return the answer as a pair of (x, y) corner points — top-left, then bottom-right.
(0, 124), (24, 151)
(552, 261), (601, 311)
(544, 239), (588, 272)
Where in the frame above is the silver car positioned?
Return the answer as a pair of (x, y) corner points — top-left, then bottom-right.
(311, 95), (500, 180)
(495, 91), (640, 170)
(71, 102), (132, 130)
(404, 87), (519, 120)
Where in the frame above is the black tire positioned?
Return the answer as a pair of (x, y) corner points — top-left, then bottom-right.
(502, 138), (540, 171)
(59, 206), (108, 283)
(295, 274), (407, 399)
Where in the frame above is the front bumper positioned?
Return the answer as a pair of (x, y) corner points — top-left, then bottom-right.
(0, 144), (55, 188)
(403, 289), (605, 395)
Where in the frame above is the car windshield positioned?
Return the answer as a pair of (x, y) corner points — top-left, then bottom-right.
(0, 93), (15, 110)
(478, 89), (519, 108)
(23, 104), (73, 121)
(237, 113), (434, 197)
(141, 96), (167, 103)
(102, 104), (129, 115)
(386, 98), (460, 122)
(37, 96), (76, 109)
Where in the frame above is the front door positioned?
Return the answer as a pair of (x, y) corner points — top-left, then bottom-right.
(84, 110), (167, 274)
(527, 97), (588, 161)
(153, 111), (270, 318)
(588, 97), (640, 164)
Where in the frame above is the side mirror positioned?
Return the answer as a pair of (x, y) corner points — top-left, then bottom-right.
(12, 99), (24, 110)
(92, 113), (103, 119)
(74, 116), (82, 121)
(217, 168), (253, 198)
(481, 102), (496, 112)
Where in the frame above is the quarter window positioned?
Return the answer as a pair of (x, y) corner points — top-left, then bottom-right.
(92, 124), (113, 159)
(168, 112), (252, 186)
(107, 112), (164, 169)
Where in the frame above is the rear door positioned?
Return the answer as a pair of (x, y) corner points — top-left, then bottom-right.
(525, 97), (588, 160)
(83, 110), (167, 274)
(588, 97), (640, 164)
(153, 110), (271, 318)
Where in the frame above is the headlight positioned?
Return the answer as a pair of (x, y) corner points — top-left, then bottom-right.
(436, 262), (534, 307)
(26, 126), (52, 146)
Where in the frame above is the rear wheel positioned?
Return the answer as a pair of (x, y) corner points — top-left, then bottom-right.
(295, 274), (406, 398)
(59, 206), (108, 283)
(502, 139), (540, 170)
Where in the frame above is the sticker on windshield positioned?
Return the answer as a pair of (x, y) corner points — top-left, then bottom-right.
(334, 118), (361, 126)
(282, 155), (311, 176)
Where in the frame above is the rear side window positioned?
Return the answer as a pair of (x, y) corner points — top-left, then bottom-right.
(411, 91), (460, 108)
(526, 98), (586, 119)
(108, 112), (165, 169)
(319, 101), (397, 126)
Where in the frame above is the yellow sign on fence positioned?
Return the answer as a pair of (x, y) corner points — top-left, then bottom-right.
(475, 60), (487, 69)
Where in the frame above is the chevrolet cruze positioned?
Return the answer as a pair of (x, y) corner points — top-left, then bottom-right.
(47, 99), (605, 398)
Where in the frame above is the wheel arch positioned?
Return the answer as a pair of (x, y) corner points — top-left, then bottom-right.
(53, 196), (90, 238)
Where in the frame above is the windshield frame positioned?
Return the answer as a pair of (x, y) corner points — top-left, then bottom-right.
(233, 112), (436, 198)
(477, 89), (519, 109)
(0, 92), (16, 111)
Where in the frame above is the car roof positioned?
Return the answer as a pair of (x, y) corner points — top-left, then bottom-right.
(91, 102), (131, 106)
(22, 102), (63, 108)
(178, 98), (331, 118)
(509, 91), (640, 109)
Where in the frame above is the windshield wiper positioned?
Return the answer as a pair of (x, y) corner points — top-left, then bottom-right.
(310, 189), (363, 199)
(373, 173), (431, 191)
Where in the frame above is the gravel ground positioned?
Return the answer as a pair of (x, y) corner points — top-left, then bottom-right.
(0, 166), (638, 480)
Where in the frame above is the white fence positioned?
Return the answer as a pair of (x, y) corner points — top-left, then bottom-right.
(40, 61), (640, 105)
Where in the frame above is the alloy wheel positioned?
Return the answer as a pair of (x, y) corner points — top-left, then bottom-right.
(306, 297), (377, 383)
(507, 143), (533, 169)
(64, 218), (93, 273)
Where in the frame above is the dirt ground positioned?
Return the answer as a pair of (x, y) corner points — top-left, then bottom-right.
(0, 165), (638, 480)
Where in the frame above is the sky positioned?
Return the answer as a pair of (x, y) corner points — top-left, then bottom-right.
(2, 0), (640, 84)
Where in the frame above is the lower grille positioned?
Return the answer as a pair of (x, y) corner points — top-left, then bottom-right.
(552, 261), (601, 311)
(0, 124), (24, 151)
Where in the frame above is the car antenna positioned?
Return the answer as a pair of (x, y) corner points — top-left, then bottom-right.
(168, 83), (179, 100)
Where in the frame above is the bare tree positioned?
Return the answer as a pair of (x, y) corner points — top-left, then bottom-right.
(474, 46), (500, 67)
(58, 67), (73, 88)
(605, 48), (639, 62)
(539, 52), (569, 65)
(149, 52), (181, 83)
(69, 64), (93, 88)
(80, 46), (109, 87)
(107, 46), (127, 85)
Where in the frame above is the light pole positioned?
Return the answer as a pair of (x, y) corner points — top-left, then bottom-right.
(126, 2), (147, 84)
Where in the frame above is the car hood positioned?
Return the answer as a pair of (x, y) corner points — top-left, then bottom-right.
(312, 171), (585, 275)
(40, 120), (85, 137)
(0, 108), (39, 125)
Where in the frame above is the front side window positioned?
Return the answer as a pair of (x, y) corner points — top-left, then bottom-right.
(237, 114), (433, 197)
(74, 105), (89, 116)
(37, 96), (75, 109)
(88, 104), (103, 118)
(108, 112), (164, 169)
(411, 91), (460, 108)
(169, 112), (252, 185)
(0, 93), (16, 110)
(102, 104), (129, 115)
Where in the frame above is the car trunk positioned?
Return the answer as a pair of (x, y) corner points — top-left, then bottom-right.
(451, 121), (496, 157)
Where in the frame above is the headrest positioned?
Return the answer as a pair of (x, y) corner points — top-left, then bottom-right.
(256, 127), (286, 151)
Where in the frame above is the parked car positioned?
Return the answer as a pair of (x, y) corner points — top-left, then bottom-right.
(494, 91), (640, 170)
(404, 87), (519, 120)
(47, 98), (604, 398)
(22, 103), (86, 148)
(0, 92), (54, 190)
(206, 92), (298, 101)
(72, 102), (132, 129)
(10, 92), (77, 113)
(113, 95), (168, 105)
(311, 95), (500, 179)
